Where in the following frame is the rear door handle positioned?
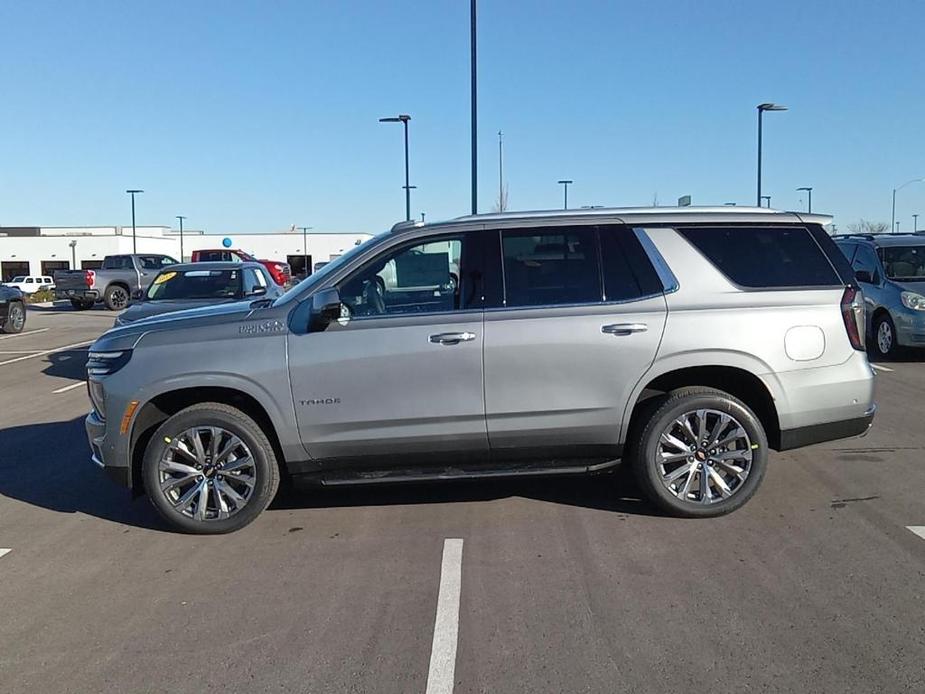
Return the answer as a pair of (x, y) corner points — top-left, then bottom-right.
(602, 323), (648, 336)
(429, 331), (476, 345)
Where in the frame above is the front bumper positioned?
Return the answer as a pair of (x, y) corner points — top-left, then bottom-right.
(894, 310), (925, 347)
(86, 410), (131, 488)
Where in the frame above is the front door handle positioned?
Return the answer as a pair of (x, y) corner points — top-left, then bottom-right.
(429, 331), (476, 345)
(602, 323), (648, 336)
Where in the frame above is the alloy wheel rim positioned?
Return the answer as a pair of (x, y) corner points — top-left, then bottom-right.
(878, 322), (892, 354)
(10, 304), (24, 330)
(655, 408), (753, 505)
(158, 426), (257, 521)
(112, 289), (128, 308)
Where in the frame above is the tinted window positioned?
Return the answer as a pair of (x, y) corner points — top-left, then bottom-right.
(338, 236), (465, 316)
(103, 256), (130, 270)
(834, 241), (858, 264)
(198, 251), (228, 262)
(243, 268), (264, 292)
(147, 269), (242, 300)
(679, 226), (841, 288)
(501, 228), (600, 307)
(851, 245), (881, 284)
(139, 256), (175, 270)
(881, 246), (925, 280)
(599, 227), (663, 301)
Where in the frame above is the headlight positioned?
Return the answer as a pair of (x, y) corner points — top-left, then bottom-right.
(87, 379), (106, 419)
(901, 291), (925, 311)
(86, 350), (132, 376)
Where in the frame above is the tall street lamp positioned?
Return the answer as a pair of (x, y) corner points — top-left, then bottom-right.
(126, 189), (144, 253)
(757, 103), (787, 206)
(68, 240), (77, 270)
(558, 180), (573, 210)
(891, 178), (924, 234)
(176, 215), (186, 261)
(914, 214), (919, 233)
(796, 186), (813, 213)
(379, 115), (413, 221)
(299, 226), (313, 278)
(761, 195), (771, 208)
(896, 221), (901, 232)
(470, 0), (478, 214)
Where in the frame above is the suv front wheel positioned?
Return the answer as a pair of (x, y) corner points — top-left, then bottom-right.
(630, 387), (768, 518)
(142, 403), (280, 534)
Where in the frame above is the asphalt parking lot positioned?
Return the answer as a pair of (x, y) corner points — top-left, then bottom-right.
(1, 305), (924, 694)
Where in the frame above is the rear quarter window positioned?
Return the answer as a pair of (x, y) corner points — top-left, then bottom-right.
(678, 226), (841, 288)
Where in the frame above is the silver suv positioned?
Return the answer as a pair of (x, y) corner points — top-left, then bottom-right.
(85, 207), (876, 533)
(834, 233), (925, 358)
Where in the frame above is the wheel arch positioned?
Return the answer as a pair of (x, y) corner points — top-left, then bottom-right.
(129, 386), (286, 496)
(624, 364), (782, 451)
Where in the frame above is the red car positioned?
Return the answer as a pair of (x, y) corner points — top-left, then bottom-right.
(191, 249), (291, 286)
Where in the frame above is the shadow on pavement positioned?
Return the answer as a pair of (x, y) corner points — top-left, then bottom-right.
(273, 466), (662, 517)
(0, 416), (661, 531)
(0, 416), (164, 531)
(43, 348), (90, 380)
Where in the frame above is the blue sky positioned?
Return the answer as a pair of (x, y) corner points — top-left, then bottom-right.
(1, 0), (923, 233)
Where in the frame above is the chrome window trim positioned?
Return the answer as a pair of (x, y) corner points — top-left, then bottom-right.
(633, 227), (680, 294)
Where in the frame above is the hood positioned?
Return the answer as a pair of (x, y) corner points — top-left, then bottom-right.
(104, 299), (260, 347)
(117, 298), (238, 325)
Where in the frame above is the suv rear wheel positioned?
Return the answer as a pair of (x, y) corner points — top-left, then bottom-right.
(629, 387), (768, 518)
(142, 403), (280, 534)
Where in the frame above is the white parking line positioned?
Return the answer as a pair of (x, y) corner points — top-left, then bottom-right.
(0, 327), (49, 341)
(426, 538), (464, 694)
(0, 549), (10, 560)
(907, 527), (925, 541)
(871, 364), (893, 372)
(53, 381), (87, 394)
(0, 340), (92, 367)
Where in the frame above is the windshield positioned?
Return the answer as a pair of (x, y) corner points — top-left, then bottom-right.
(273, 234), (385, 305)
(882, 246), (925, 280)
(11, 276), (25, 282)
(147, 269), (242, 300)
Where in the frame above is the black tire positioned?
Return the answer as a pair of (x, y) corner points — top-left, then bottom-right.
(629, 387), (768, 518)
(2, 301), (26, 334)
(70, 299), (93, 310)
(142, 402), (281, 534)
(104, 284), (129, 311)
(872, 313), (899, 360)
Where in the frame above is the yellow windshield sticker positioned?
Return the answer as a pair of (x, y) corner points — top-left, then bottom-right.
(153, 272), (177, 285)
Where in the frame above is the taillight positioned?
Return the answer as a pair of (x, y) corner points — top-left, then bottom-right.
(841, 286), (865, 351)
(85, 270), (95, 288)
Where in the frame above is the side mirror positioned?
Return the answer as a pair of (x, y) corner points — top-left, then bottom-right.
(855, 269), (875, 285)
(249, 285), (267, 296)
(131, 289), (145, 301)
(310, 287), (341, 330)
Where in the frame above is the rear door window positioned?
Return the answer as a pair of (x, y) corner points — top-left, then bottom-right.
(678, 226), (841, 288)
(599, 227), (663, 301)
(501, 228), (601, 307)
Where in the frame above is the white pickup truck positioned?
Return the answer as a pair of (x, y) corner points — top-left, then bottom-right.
(54, 254), (178, 310)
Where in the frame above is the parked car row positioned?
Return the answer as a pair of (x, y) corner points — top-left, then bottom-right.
(85, 206), (876, 534)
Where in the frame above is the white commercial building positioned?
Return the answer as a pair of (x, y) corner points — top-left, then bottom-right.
(0, 225), (374, 281)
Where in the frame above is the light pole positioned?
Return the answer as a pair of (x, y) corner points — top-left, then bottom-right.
(914, 214), (919, 233)
(299, 226), (313, 278)
(176, 215), (186, 261)
(891, 178), (924, 234)
(126, 189), (143, 253)
(498, 130), (504, 211)
(68, 240), (77, 270)
(761, 195), (771, 208)
(797, 186), (812, 213)
(757, 103), (787, 206)
(421, 212), (426, 223)
(470, 0), (478, 214)
(558, 180), (573, 210)
(379, 114), (412, 221)
(896, 221), (901, 232)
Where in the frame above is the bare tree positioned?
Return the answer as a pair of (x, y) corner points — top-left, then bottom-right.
(846, 219), (889, 234)
(651, 192), (660, 207)
(493, 184), (509, 213)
